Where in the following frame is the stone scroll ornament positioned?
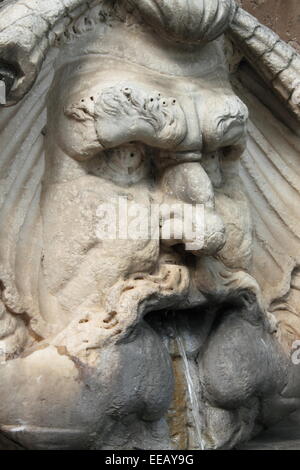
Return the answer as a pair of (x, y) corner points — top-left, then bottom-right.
(0, 0), (299, 450)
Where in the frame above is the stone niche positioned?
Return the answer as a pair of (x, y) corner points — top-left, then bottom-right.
(0, 0), (300, 450)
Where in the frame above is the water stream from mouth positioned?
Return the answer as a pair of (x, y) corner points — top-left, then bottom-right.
(172, 318), (205, 450)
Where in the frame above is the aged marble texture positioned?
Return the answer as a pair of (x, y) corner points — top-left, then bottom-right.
(0, 0), (300, 450)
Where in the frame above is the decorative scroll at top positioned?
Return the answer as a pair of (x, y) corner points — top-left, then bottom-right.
(0, 0), (92, 105)
(126, 0), (237, 43)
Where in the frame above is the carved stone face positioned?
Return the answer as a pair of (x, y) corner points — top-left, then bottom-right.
(1, 0), (300, 453)
(0, 0), (297, 452)
(42, 46), (252, 310)
(2, 14), (257, 450)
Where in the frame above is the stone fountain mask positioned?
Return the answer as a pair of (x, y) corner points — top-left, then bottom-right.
(0, 0), (300, 451)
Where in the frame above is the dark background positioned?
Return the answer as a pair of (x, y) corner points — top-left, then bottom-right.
(238, 0), (300, 52)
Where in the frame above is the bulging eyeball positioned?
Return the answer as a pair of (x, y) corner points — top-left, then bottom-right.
(127, 0), (237, 44)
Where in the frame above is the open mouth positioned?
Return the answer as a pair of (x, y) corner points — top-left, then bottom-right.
(142, 285), (287, 450)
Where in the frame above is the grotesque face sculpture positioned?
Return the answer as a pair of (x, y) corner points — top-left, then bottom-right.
(0, 0), (299, 451)
(39, 5), (253, 342)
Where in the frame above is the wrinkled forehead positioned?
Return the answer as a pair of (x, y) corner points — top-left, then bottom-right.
(48, 0), (238, 111)
(55, 19), (228, 76)
(51, 52), (231, 110)
(50, 17), (231, 99)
